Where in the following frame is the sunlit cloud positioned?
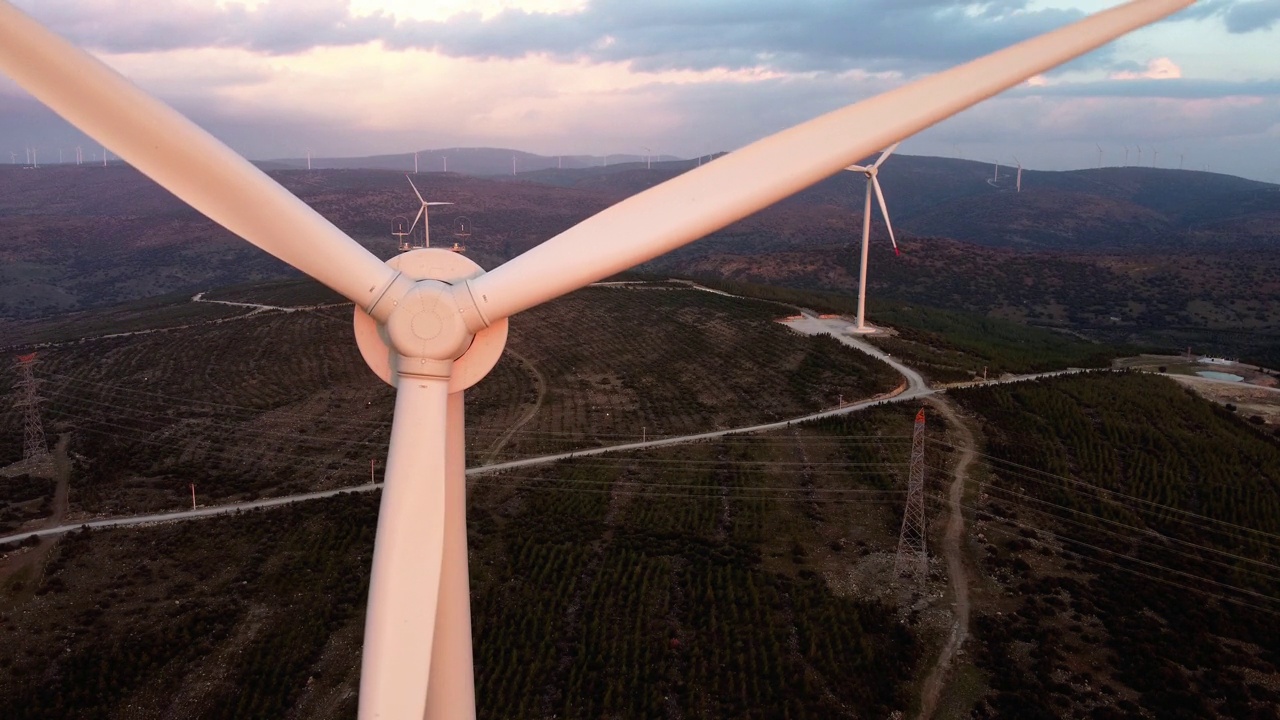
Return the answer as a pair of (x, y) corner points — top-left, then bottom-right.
(1110, 57), (1182, 81)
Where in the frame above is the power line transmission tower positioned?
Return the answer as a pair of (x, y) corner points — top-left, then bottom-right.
(895, 407), (928, 586)
(14, 353), (50, 469)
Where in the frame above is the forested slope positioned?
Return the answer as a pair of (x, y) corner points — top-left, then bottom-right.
(953, 372), (1280, 719)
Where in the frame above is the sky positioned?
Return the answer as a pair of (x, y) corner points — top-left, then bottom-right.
(1, 0), (1278, 182)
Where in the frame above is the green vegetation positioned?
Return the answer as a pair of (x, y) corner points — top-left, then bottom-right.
(0, 474), (53, 534)
(0, 281), (899, 518)
(1, 408), (930, 718)
(679, 277), (1122, 380)
(953, 372), (1280, 719)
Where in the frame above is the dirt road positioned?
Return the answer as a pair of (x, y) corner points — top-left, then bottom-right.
(915, 397), (977, 720)
(480, 349), (546, 466)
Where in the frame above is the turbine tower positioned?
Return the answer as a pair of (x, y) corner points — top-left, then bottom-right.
(1013, 156), (1023, 192)
(13, 353), (50, 469)
(405, 175), (453, 249)
(0, 0), (1195, 716)
(642, 146), (651, 169)
(844, 143), (900, 333)
(1097, 143), (1103, 168)
(894, 408), (928, 586)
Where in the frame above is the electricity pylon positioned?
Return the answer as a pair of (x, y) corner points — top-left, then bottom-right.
(895, 408), (928, 586)
(14, 353), (50, 467)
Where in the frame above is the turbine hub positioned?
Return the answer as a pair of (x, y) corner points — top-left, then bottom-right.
(385, 280), (472, 371)
(354, 249), (508, 390)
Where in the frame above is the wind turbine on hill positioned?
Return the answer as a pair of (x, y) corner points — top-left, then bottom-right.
(405, 175), (453, 250)
(1013, 156), (1023, 192)
(0, 0), (1196, 718)
(844, 143), (900, 333)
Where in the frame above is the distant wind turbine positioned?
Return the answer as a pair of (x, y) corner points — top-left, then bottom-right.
(413, 152), (418, 174)
(642, 146), (651, 169)
(844, 143), (901, 333)
(1152, 147), (1159, 167)
(405, 175), (453, 249)
(1136, 144), (1142, 166)
(1097, 144), (1103, 169)
(1123, 144), (1129, 166)
(1013, 156), (1023, 192)
(442, 156), (447, 172)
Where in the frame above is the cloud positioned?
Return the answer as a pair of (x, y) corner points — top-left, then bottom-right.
(1016, 78), (1280, 99)
(1110, 57), (1182, 81)
(14, 0), (1096, 72)
(12, 0), (395, 54)
(1188, 0), (1280, 33)
(386, 0), (1093, 74)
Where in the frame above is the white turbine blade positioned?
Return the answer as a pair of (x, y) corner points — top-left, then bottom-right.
(467, 0), (1194, 324)
(424, 391), (477, 718)
(845, 164), (869, 173)
(407, 175), (427, 204)
(871, 175), (899, 255)
(424, 202), (455, 207)
(360, 375), (450, 720)
(872, 142), (901, 169)
(0, 2), (400, 315)
(408, 205), (425, 235)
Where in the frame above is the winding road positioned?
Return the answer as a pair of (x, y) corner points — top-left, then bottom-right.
(915, 397), (977, 720)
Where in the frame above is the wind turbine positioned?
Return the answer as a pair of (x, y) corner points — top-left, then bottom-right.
(1097, 143), (1103, 168)
(405, 175), (453, 249)
(1013, 156), (1023, 192)
(1124, 143), (1130, 166)
(844, 143), (900, 333)
(0, 1), (1196, 718)
(1136, 144), (1142, 166)
(642, 146), (651, 169)
(1152, 147), (1159, 167)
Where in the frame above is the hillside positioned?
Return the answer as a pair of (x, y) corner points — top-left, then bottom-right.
(952, 372), (1280, 719)
(3, 156), (1277, 368)
(0, 279), (900, 520)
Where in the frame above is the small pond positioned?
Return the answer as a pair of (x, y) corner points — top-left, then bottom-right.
(1196, 370), (1244, 382)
